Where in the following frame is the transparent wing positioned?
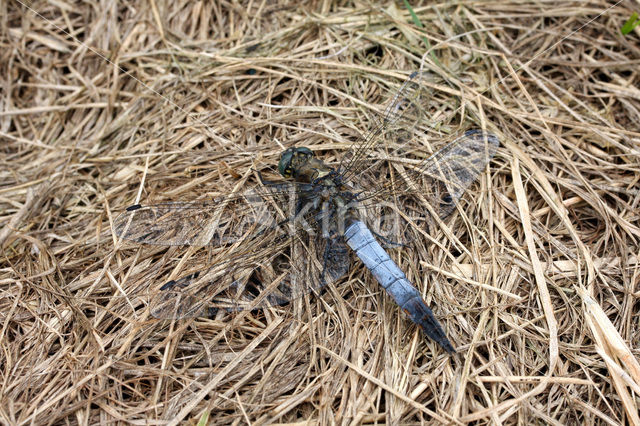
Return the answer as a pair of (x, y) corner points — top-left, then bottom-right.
(354, 130), (499, 240)
(335, 71), (498, 240)
(338, 70), (439, 183)
(113, 181), (351, 319)
(113, 182), (304, 247)
(148, 226), (350, 320)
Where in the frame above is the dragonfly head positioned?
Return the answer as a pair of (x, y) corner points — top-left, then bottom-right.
(278, 147), (314, 179)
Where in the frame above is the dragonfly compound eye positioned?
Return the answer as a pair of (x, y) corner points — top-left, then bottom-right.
(278, 148), (295, 177)
(295, 147), (313, 157)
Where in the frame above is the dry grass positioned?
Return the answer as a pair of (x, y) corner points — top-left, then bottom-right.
(2, 0), (640, 424)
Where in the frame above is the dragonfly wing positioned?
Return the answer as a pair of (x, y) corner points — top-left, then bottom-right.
(333, 71), (498, 239)
(354, 130), (499, 243)
(149, 229), (349, 319)
(114, 202), (227, 247)
(416, 129), (499, 219)
(148, 230), (294, 318)
(113, 182), (304, 247)
(338, 71), (440, 184)
(115, 183), (351, 319)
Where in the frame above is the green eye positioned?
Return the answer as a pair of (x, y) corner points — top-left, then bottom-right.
(296, 147), (313, 156)
(278, 149), (294, 177)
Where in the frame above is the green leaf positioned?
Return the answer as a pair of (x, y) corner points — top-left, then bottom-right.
(402, 0), (442, 67)
(621, 12), (640, 35)
(196, 410), (210, 426)
(403, 0), (424, 29)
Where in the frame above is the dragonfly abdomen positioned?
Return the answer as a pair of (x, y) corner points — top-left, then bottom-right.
(344, 221), (455, 353)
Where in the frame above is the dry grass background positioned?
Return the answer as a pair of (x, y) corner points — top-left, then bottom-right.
(1, 0), (640, 424)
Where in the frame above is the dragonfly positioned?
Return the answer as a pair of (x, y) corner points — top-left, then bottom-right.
(114, 71), (499, 354)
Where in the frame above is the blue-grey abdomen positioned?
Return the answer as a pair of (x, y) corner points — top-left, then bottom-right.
(344, 221), (454, 353)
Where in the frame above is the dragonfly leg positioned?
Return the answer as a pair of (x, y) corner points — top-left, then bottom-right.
(370, 229), (406, 248)
(255, 169), (280, 186)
